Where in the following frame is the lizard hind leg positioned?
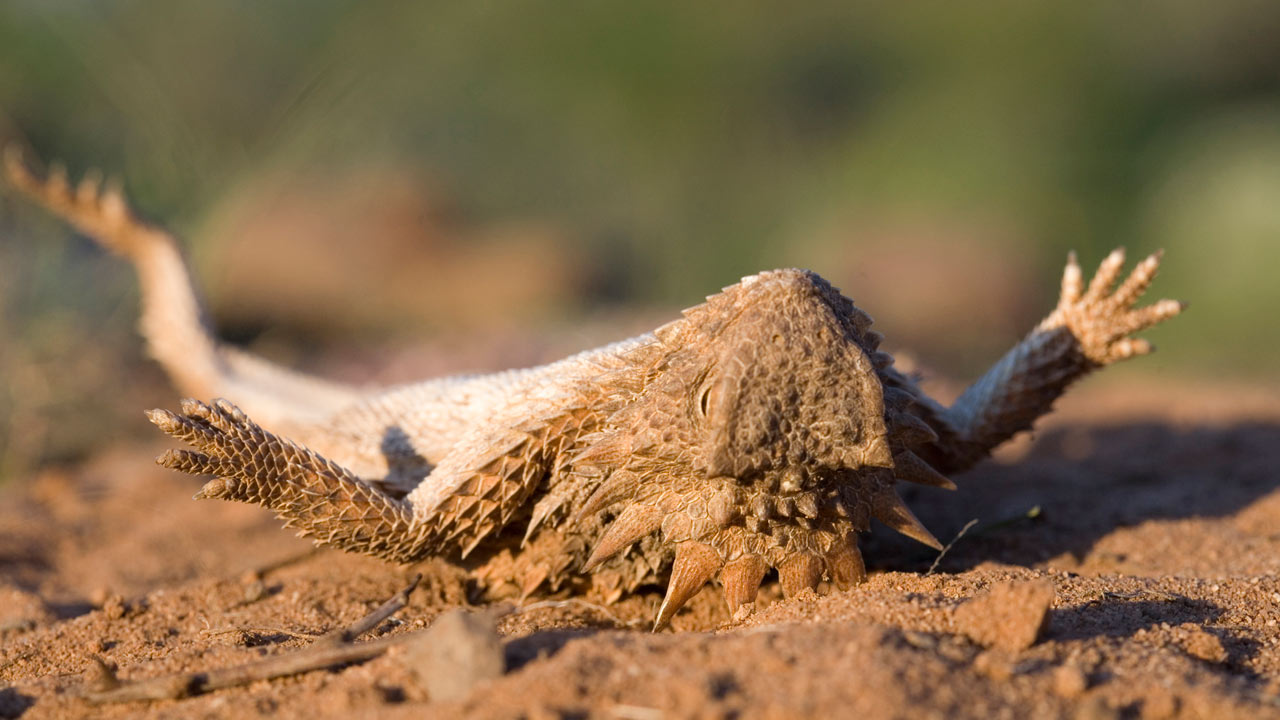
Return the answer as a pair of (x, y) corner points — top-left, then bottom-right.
(148, 399), (426, 562)
(5, 147), (360, 428)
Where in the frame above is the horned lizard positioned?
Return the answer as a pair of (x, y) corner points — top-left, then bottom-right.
(5, 149), (1184, 629)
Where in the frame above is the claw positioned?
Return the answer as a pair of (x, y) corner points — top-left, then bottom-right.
(76, 168), (103, 208)
(1052, 249), (1184, 366)
(147, 407), (219, 450)
(193, 476), (234, 500)
(1061, 250), (1083, 305)
(1110, 337), (1153, 360)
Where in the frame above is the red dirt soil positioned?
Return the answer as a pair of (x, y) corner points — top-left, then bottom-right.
(2, 375), (1279, 719)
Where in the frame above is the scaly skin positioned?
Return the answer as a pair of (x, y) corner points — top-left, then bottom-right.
(5, 148), (1184, 629)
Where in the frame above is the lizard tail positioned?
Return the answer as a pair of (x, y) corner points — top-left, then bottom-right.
(148, 398), (428, 562)
(4, 146), (360, 427)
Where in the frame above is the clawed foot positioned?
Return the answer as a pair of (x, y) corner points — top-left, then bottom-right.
(1043, 248), (1185, 365)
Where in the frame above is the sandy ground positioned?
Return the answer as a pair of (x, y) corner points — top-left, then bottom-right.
(2, 370), (1279, 719)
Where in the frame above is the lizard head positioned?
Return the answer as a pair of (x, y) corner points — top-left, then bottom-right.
(574, 269), (950, 628)
(694, 269), (893, 478)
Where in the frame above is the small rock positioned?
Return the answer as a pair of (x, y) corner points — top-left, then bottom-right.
(955, 579), (1055, 652)
(1178, 625), (1227, 664)
(398, 610), (505, 702)
(243, 580), (268, 604)
(83, 655), (120, 693)
(1052, 664), (1088, 699)
(101, 595), (127, 620)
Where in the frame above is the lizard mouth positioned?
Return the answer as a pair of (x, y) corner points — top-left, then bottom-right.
(577, 456), (954, 630)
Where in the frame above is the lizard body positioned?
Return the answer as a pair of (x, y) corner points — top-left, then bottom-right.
(5, 149), (1183, 628)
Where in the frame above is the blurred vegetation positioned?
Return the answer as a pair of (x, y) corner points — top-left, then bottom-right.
(2, 1), (1279, 478)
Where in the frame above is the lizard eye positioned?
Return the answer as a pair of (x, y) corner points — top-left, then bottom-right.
(698, 381), (714, 417)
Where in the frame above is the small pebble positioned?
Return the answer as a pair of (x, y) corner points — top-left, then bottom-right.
(243, 580), (268, 604)
(955, 579), (1055, 652)
(83, 655), (120, 693)
(397, 610), (505, 702)
(102, 595), (127, 620)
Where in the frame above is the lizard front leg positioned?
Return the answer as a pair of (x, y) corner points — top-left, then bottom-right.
(932, 249), (1184, 473)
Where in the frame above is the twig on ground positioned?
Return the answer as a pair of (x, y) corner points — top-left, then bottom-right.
(199, 626), (320, 641)
(321, 574), (421, 644)
(926, 519), (979, 576)
(84, 574), (422, 704)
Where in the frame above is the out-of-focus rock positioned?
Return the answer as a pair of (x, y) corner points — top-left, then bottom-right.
(397, 609), (506, 702)
(955, 579), (1055, 652)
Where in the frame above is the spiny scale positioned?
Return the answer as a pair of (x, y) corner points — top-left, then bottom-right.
(778, 553), (824, 598)
(576, 470), (642, 521)
(870, 486), (943, 550)
(655, 541), (723, 630)
(889, 412), (939, 445)
(6, 151), (1187, 631)
(824, 535), (867, 590)
(720, 554), (769, 613)
(892, 451), (957, 490)
(583, 503), (663, 571)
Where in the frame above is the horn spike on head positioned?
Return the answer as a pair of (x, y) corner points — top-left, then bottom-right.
(893, 451), (957, 490)
(871, 487), (943, 551)
(889, 412), (939, 446)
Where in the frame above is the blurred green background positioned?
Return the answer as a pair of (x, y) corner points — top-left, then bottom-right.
(2, 1), (1278, 479)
